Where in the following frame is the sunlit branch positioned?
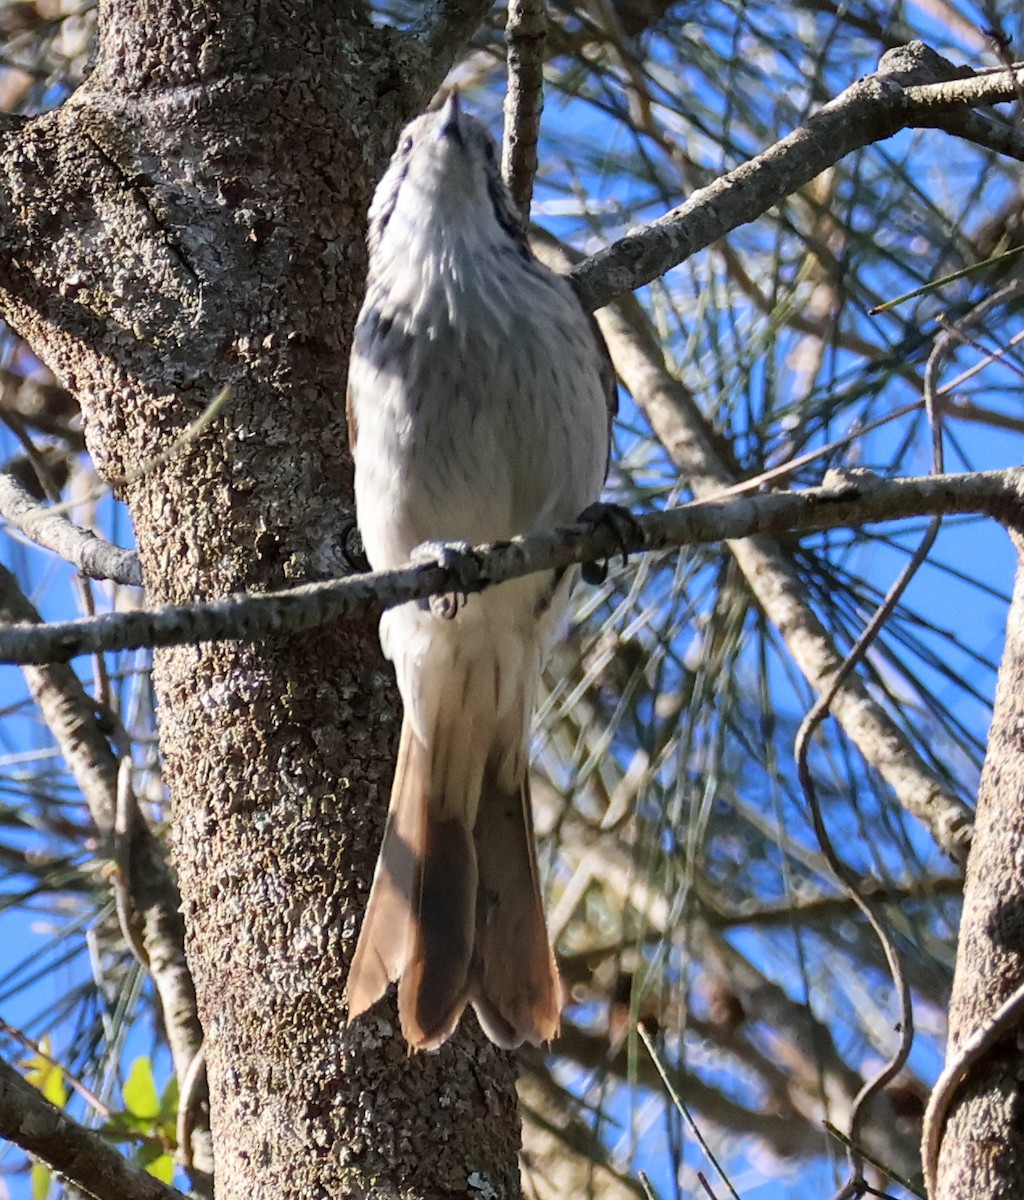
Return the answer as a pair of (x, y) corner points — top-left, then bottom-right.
(556, 1021), (818, 1152)
(0, 567), (208, 1179)
(0, 472), (142, 585)
(502, 0), (546, 220)
(703, 874), (963, 928)
(552, 832), (922, 1177)
(594, 296), (976, 863)
(0, 467), (1021, 666)
(571, 43), (1024, 310)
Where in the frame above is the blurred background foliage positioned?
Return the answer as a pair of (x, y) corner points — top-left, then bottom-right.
(0, 0), (1022, 1196)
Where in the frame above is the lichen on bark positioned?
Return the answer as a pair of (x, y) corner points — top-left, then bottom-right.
(0, 2), (522, 1196)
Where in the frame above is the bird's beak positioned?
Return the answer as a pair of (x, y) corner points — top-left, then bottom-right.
(437, 90), (464, 146)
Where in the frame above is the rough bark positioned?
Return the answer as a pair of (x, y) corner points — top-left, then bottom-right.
(0, 2), (520, 1197)
(935, 529), (1024, 1197)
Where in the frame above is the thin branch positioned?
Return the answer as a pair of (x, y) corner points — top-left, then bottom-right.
(0, 564), (119, 829)
(923, 104), (1024, 160)
(553, 1022), (817, 1151)
(921, 978), (1024, 1199)
(548, 818), (921, 1177)
(637, 1024), (742, 1200)
(502, 0), (546, 220)
(0, 1018), (112, 1119)
(793, 321), (951, 1197)
(592, 295), (976, 862)
(0, 471), (142, 585)
(0, 368), (84, 451)
(571, 45), (1024, 310)
(0, 467), (1021, 666)
(0, 566), (209, 1179)
(0, 1055), (187, 1200)
(703, 874), (963, 929)
(794, 542), (928, 1190)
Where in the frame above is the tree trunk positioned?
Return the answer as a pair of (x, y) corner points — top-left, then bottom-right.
(0, 2), (522, 1196)
(936, 528), (1024, 1197)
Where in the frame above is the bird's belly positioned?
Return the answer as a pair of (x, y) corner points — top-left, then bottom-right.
(354, 326), (602, 571)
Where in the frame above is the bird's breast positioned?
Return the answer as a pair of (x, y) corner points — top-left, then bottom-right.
(351, 247), (608, 569)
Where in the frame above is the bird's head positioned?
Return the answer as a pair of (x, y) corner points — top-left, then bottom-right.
(368, 93), (527, 257)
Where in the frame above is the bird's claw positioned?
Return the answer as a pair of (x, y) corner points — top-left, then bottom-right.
(412, 540), (482, 619)
(578, 502), (642, 585)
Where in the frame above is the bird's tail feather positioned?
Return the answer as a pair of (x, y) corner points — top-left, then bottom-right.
(344, 720), (430, 1024)
(472, 766), (561, 1047)
(346, 705), (561, 1051)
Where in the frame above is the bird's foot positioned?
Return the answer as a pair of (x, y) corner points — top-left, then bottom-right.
(578, 502), (643, 585)
(411, 540), (482, 619)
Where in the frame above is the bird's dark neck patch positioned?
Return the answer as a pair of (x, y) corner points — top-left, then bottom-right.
(487, 177), (532, 262)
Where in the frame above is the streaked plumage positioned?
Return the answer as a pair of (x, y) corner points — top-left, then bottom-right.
(345, 93), (615, 1051)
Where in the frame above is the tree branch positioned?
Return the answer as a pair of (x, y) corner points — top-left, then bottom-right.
(0, 368), (84, 451)
(553, 1022), (820, 1153)
(550, 819), (922, 1179)
(0, 1055), (187, 1200)
(571, 44), (1024, 310)
(704, 873), (963, 929)
(0, 567), (208, 1177)
(0, 472), (142, 585)
(502, 0), (546, 220)
(0, 467), (1020, 665)
(592, 295), (977, 864)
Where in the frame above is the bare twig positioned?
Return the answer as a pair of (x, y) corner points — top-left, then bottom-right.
(0, 567), (209, 1178)
(637, 1024), (741, 1200)
(502, 0), (546, 219)
(0, 1055), (188, 1200)
(553, 910), (921, 1173)
(571, 47), (1024, 310)
(923, 105), (1024, 160)
(792, 316), (957, 1196)
(176, 1044), (207, 1175)
(112, 757), (152, 969)
(916, 285), (1024, 1200)
(589, 293), (977, 863)
(792, 322), (954, 1196)
(0, 1018), (113, 1119)
(0, 468), (1022, 666)
(794, 536), (928, 1193)
(0, 470), (142, 585)
(704, 874), (962, 929)
(921, 979), (1024, 1198)
(823, 1122), (925, 1199)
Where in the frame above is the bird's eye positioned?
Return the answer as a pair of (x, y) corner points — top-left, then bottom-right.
(401, 135), (414, 155)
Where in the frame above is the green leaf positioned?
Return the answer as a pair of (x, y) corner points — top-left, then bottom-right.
(136, 1136), (175, 1181)
(147, 1152), (175, 1184)
(31, 1163), (51, 1200)
(23, 1038), (68, 1110)
(98, 1111), (149, 1140)
(122, 1056), (160, 1121)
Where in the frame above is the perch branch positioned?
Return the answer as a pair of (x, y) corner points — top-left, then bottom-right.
(0, 467), (1020, 666)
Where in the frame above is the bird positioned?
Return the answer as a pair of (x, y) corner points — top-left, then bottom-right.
(345, 91), (616, 1052)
